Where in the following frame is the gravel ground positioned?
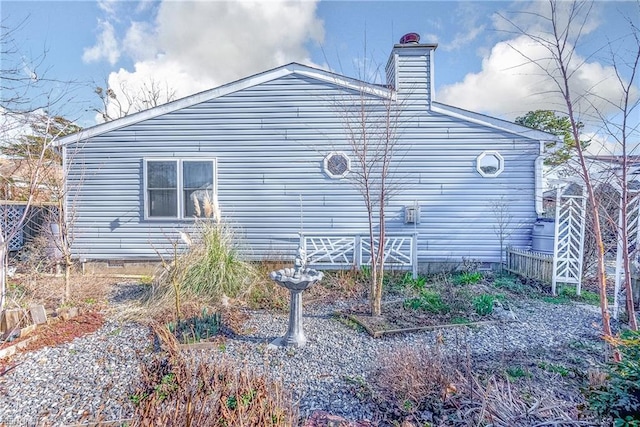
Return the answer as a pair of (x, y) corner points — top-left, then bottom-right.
(0, 283), (616, 426)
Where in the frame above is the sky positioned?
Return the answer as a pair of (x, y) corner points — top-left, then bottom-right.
(1, 0), (639, 155)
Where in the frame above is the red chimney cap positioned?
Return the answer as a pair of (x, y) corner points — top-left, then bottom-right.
(399, 33), (420, 44)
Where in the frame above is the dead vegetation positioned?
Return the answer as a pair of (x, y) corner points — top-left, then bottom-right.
(130, 323), (298, 427)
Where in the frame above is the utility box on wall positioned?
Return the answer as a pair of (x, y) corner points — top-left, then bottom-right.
(404, 203), (421, 224)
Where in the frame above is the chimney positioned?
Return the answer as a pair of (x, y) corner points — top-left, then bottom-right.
(386, 33), (438, 109)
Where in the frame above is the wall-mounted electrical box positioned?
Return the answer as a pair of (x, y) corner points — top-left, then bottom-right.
(404, 203), (421, 224)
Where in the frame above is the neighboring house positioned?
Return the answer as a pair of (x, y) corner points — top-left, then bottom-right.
(0, 157), (61, 203)
(55, 34), (557, 271)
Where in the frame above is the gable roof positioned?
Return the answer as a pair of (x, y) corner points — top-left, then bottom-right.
(55, 62), (393, 146)
(57, 61), (559, 149)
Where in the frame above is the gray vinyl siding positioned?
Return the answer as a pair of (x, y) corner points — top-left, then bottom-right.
(65, 72), (539, 265)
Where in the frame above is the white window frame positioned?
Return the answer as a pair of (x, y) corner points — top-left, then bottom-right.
(323, 151), (351, 179)
(143, 158), (217, 220)
(476, 151), (504, 178)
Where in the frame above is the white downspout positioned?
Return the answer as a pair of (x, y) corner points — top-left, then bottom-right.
(535, 156), (544, 216)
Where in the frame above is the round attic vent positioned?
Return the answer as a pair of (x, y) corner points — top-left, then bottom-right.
(399, 33), (420, 44)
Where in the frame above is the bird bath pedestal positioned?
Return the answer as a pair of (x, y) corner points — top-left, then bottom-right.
(268, 250), (323, 348)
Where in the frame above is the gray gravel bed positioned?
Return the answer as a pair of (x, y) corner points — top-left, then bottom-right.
(0, 285), (610, 426)
(197, 299), (606, 421)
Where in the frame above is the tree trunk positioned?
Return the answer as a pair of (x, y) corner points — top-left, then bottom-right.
(368, 208), (380, 316)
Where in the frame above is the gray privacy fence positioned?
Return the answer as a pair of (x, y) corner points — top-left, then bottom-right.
(1, 202), (57, 252)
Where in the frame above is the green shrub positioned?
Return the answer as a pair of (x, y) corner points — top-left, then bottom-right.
(399, 272), (427, 292)
(505, 366), (530, 380)
(404, 290), (449, 314)
(492, 275), (529, 294)
(559, 286), (600, 305)
(587, 330), (640, 425)
(181, 222), (255, 299)
(167, 308), (221, 344)
(473, 294), (495, 316)
(454, 271), (483, 286)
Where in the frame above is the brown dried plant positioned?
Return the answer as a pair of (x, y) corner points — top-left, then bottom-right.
(369, 341), (456, 418)
(130, 323), (298, 427)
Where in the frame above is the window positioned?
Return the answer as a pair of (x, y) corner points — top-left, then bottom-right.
(476, 151), (504, 177)
(323, 151), (351, 179)
(145, 159), (216, 219)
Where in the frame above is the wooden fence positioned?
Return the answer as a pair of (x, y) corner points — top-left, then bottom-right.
(505, 247), (554, 284)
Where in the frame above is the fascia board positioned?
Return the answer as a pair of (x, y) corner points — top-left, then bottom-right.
(55, 63), (392, 147)
(432, 102), (561, 154)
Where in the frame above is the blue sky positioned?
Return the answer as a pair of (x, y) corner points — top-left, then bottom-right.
(1, 1), (638, 154)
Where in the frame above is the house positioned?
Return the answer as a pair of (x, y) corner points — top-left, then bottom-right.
(56, 33), (557, 273)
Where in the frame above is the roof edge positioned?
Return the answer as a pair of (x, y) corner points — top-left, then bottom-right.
(55, 63), (392, 146)
(432, 102), (561, 153)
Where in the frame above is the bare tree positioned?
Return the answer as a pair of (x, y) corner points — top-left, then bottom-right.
(335, 85), (404, 316)
(93, 77), (177, 122)
(492, 196), (515, 273)
(9, 114), (83, 303)
(591, 12), (640, 329)
(499, 0), (621, 341)
(0, 20), (78, 308)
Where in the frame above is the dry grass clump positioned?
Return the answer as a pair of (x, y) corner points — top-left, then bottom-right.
(458, 376), (590, 426)
(130, 324), (297, 427)
(4, 273), (114, 310)
(369, 341), (456, 418)
(143, 221), (256, 321)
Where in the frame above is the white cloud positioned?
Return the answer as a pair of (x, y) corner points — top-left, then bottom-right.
(122, 21), (157, 62)
(95, 0), (324, 122)
(82, 20), (120, 65)
(438, 35), (631, 123)
(97, 0), (118, 16)
(441, 2), (486, 52)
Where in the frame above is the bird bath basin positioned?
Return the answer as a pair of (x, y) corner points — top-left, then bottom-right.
(268, 249), (323, 348)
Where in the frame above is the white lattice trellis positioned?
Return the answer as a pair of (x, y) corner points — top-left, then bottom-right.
(302, 235), (356, 266)
(301, 232), (417, 277)
(613, 189), (640, 319)
(552, 186), (587, 295)
(360, 235), (414, 267)
(1, 205), (26, 251)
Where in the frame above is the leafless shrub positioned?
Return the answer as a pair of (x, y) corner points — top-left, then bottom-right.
(131, 323), (297, 427)
(369, 341), (456, 417)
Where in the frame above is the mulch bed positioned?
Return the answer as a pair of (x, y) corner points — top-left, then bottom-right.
(0, 310), (105, 374)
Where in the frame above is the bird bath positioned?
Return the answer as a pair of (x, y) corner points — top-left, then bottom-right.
(268, 247), (323, 348)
